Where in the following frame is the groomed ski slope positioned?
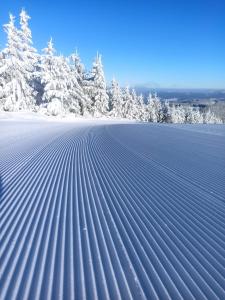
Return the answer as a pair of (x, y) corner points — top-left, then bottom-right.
(0, 120), (225, 300)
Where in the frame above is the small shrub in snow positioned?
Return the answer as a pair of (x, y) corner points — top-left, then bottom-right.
(47, 99), (63, 116)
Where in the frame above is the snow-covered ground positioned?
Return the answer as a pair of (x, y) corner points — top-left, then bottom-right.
(0, 111), (133, 123)
(0, 118), (225, 299)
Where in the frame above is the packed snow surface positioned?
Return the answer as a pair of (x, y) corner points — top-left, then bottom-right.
(0, 119), (225, 300)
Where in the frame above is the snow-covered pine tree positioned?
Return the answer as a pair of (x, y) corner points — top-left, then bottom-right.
(70, 49), (85, 85)
(43, 38), (55, 56)
(146, 93), (157, 122)
(84, 53), (109, 117)
(130, 88), (139, 119)
(19, 9), (39, 105)
(41, 39), (70, 115)
(161, 100), (170, 123)
(153, 92), (163, 122)
(184, 106), (203, 123)
(69, 51), (91, 115)
(0, 13), (35, 111)
(170, 104), (186, 123)
(0, 51), (4, 109)
(192, 107), (203, 123)
(203, 109), (222, 124)
(19, 9), (37, 70)
(41, 38), (57, 108)
(184, 106), (193, 123)
(109, 78), (124, 118)
(122, 86), (134, 119)
(137, 94), (147, 121)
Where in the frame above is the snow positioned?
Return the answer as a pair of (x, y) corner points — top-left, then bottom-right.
(47, 98), (63, 116)
(1, 120), (225, 299)
(0, 110), (135, 123)
(169, 123), (225, 136)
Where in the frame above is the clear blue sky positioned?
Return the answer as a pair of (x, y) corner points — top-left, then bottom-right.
(0, 0), (225, 88)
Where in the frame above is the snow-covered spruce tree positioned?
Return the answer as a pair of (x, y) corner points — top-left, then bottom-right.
(0, 51), (4, 109)
(70, 49), (85, 85)
(130, 88), (139, 119)
(191, 107), (203, 123)
(83, 53), (109, 117)
(203, 109), (222, 124)
(69, 51), (91, 115)
(137, 94), (147, 121)
(152, 92), (163, 122)
(0, 13), (36, 111)
(184, 106), (193, 123)
(19, 9), (38, 74)
(19, 9), (40, 106)
(41, 38), (58, 113)
(170, 104), (186, 123)
(146, 93), (157, 122)
(109, 78), (124, 118)
(161, 100), (171, 123)
(122, 86), (134, 119)
(41, 39), (76, 115)
(63, 56), (81, 115)
(184, 106), (203, 123)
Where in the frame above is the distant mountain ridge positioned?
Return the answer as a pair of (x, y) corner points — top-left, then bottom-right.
(131, 87), (225, 102)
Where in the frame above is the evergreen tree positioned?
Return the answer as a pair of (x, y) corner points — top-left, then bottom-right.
(122, 86), (133, 119)
(109, 78), (124, 117)
(0, 51), (4, 109)
(19, 9), (37, 69)
(130, 88), (139, 119)
(184, 106), (193, 123)
(153, 92), (162, 122)
(192, 108), (203, 123)
(41, 38), (57, 106)
(69, 51), (91, 115)
(70, 49), (85, 85)
(184, 106), (203, 124)
(41, 42), (89, 116)
(204, 109), (222, 124)
(0, 13), (35, 111)
(41, 39), (71, 115)
(170, 104), (186, 123)
(161, 100), (170, 123)
(137, 94), (147, 121)
(84, 53), (109, 116)
(146, 93), (157, 122)
(19, 9), (40, 104)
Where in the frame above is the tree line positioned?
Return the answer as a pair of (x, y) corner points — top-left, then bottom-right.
(0, 9), (222, 124)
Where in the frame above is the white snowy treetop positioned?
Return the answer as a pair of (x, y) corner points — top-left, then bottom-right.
(43, 38), (55, 56)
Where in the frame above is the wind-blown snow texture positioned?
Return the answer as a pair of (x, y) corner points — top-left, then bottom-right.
(0, 120), (225, 300)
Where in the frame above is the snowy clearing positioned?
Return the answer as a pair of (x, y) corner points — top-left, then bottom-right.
(0, 120), (225, 300)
